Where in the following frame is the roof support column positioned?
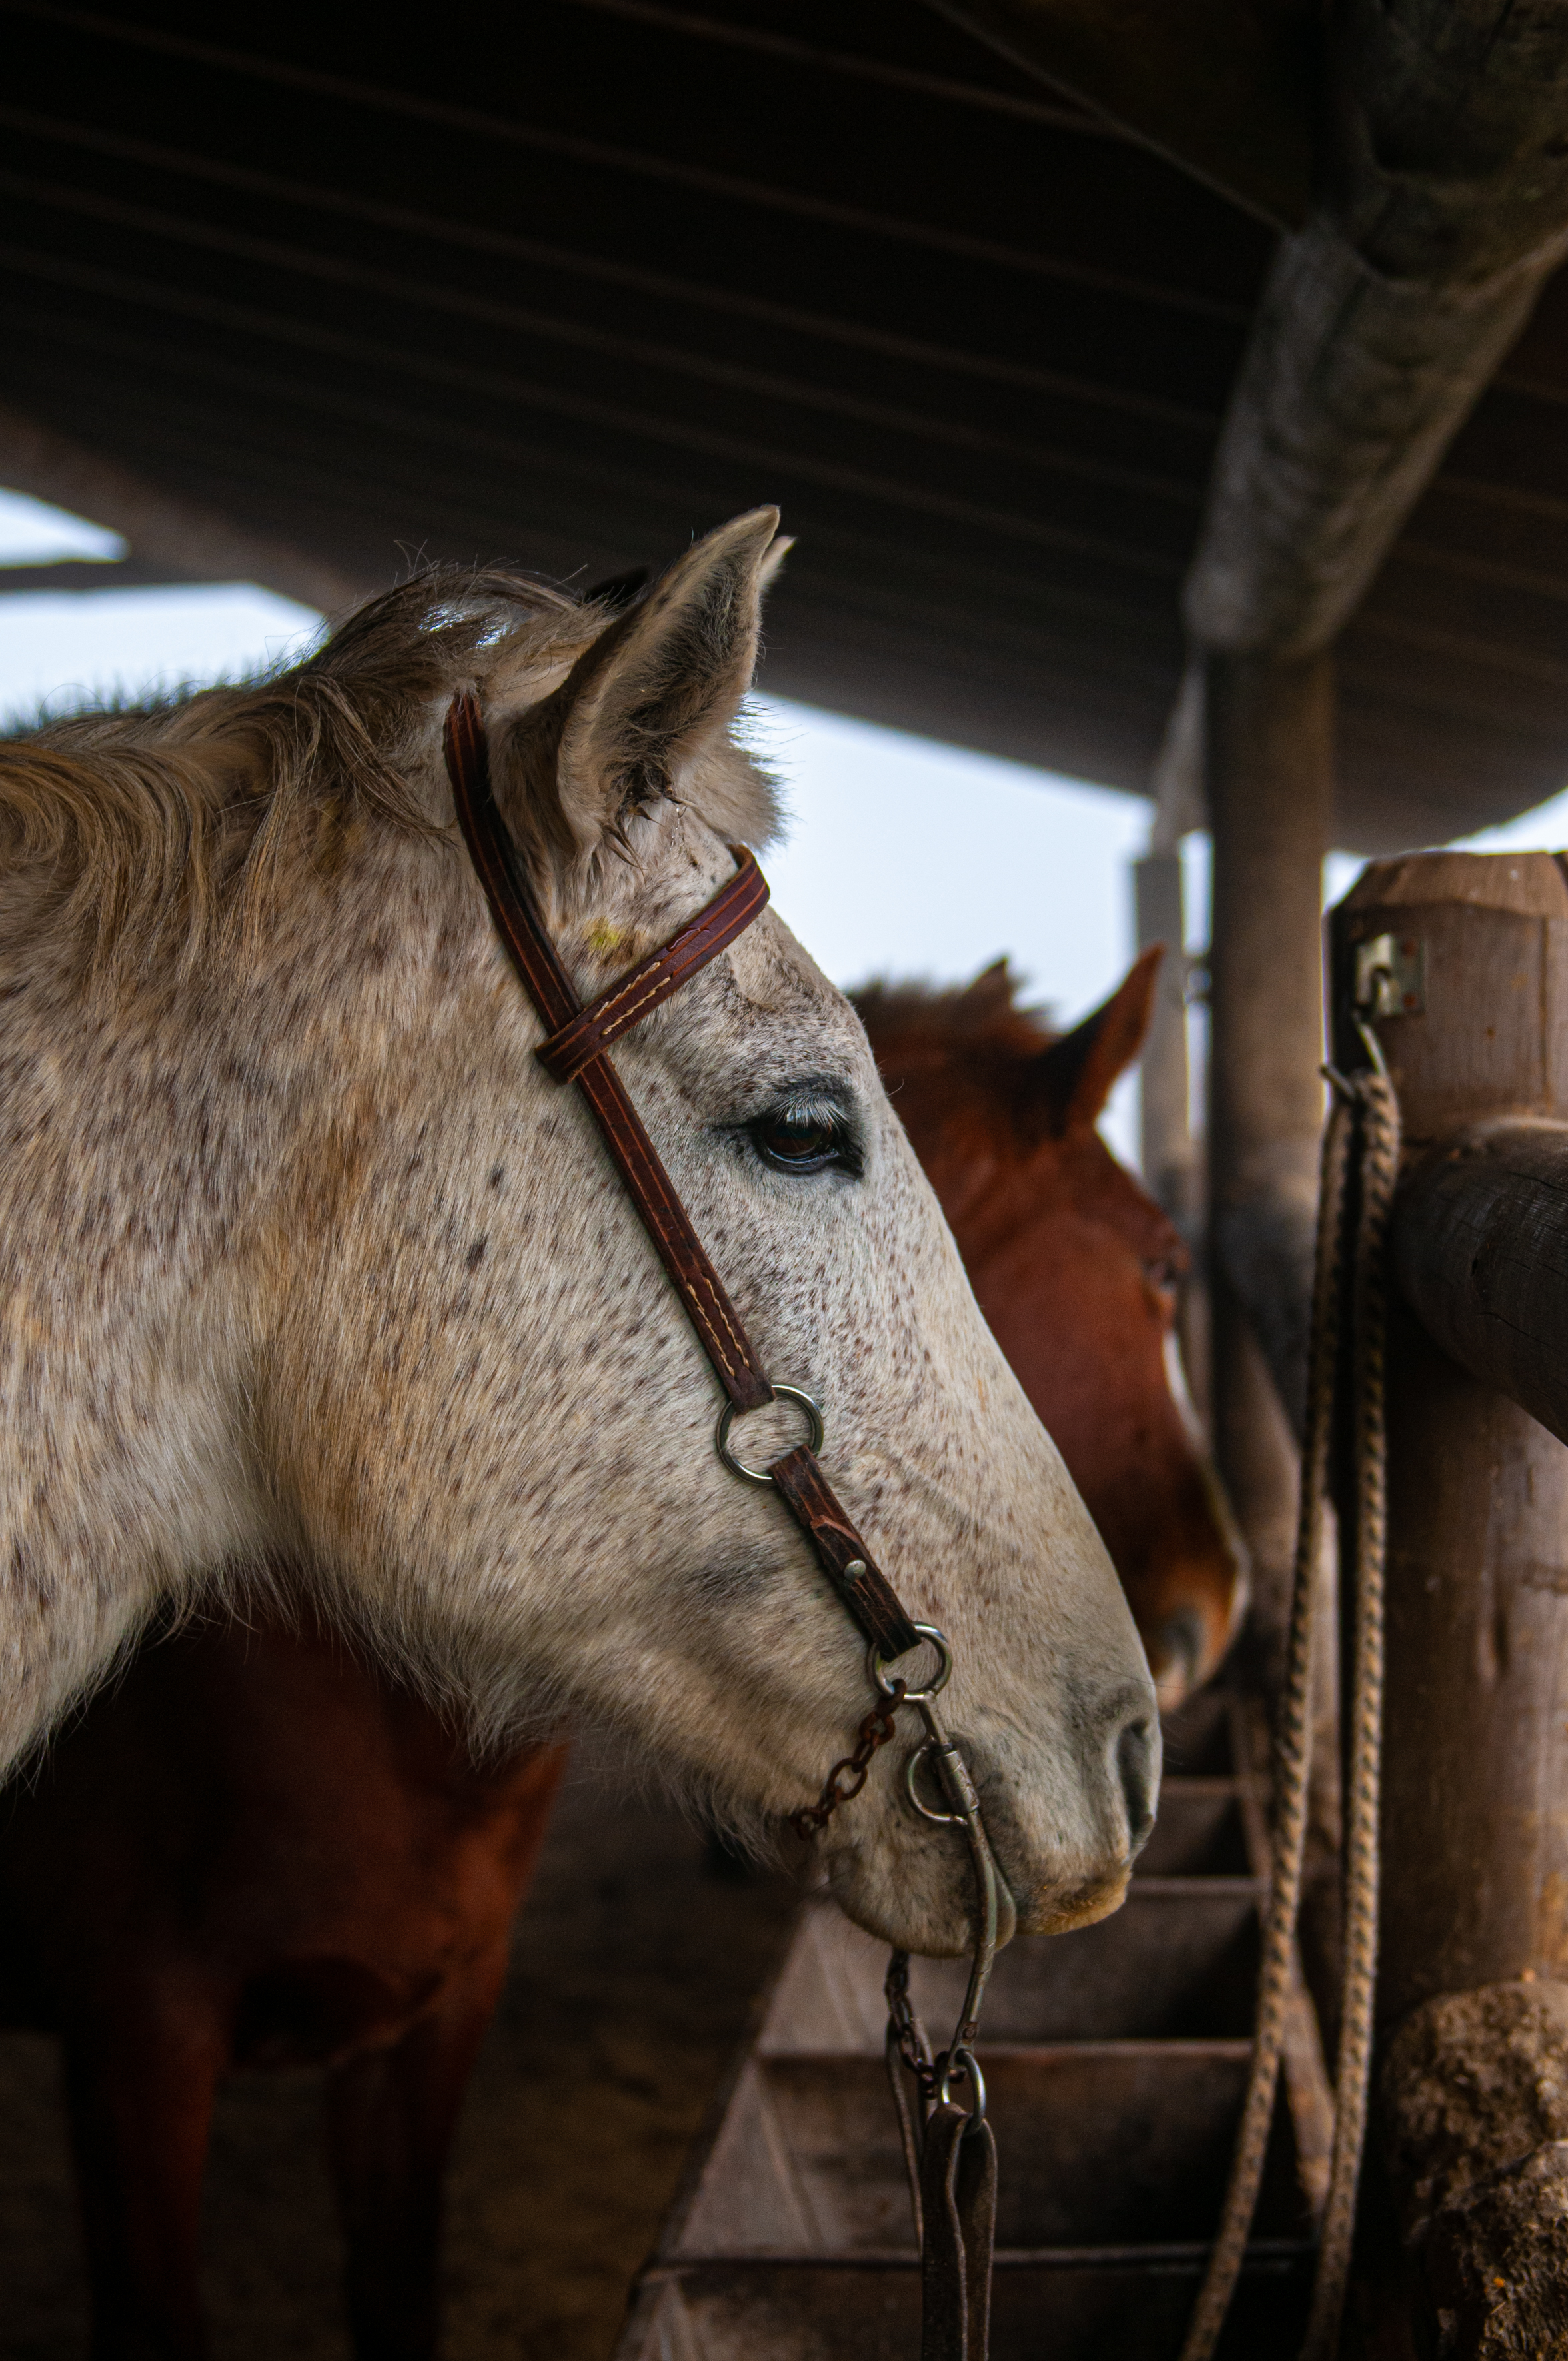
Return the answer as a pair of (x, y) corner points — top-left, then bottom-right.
(1205, 650), (1332, 1683)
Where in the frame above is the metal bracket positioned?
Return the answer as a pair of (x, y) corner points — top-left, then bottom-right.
(1354, 931), (1425, 1020)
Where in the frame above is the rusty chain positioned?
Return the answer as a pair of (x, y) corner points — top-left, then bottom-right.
(789, 1679), (908, 1839)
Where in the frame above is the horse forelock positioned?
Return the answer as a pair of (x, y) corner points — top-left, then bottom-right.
(0, 563), (776, 983)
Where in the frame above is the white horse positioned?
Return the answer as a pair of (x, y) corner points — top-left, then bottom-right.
(0, 508), (1157, 1955)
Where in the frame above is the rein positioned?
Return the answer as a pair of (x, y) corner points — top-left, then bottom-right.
(443, 694), (1001, 2359)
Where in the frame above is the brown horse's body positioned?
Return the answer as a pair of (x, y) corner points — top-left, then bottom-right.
(856, 952), (1245, 1705)
(0, 1610), (564, 2361)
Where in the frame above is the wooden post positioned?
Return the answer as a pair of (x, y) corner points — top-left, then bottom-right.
(1205, 650), (1333, 1684)
(1133, 850), (1194, 1227)
(1331, 852), (1568, 2355)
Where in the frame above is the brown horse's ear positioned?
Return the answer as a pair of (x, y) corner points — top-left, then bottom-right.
(1026, 946), (1164, 1137)
(506, 506), (782, 865)
(956, 957), (1016, 1021)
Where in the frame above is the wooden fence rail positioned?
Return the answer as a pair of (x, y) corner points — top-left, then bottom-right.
(1393, 1120), (1568, 1451)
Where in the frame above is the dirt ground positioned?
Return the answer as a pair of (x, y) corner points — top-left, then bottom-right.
(0, 1762), (801, 2361)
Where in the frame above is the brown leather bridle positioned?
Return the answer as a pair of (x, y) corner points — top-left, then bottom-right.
(444, 692), (1000, 2360)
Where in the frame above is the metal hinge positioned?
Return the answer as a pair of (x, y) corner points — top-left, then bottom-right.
(1354, 931), (1425, 1019)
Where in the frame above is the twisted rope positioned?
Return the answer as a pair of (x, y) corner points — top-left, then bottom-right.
(1304, 1064), (1399, 2358)
(1179, 1096), (1352, 2361)
(1179, 1061), (1399, 2361)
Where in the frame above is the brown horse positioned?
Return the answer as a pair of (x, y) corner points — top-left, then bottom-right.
(854, 952), (1245, 1707)
(0, 1601), (566, 2361)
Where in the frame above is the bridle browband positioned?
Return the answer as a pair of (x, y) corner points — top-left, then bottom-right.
(444, 692), (1000, 2359)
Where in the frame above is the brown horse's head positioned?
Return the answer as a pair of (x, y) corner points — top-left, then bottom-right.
(856, 955), (1246, 1709)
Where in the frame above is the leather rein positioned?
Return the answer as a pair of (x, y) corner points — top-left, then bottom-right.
(443, 694), (1001, 2358)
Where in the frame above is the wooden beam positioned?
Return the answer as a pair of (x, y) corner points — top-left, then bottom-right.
(0, 401), (373, 615)
(557, 0), (1122, 135)
(931, 0), (1315, 231)
(1185, 0), (1568, 662)
(0, 558), (196, 596)
(1393, 1125), (1568, 1449)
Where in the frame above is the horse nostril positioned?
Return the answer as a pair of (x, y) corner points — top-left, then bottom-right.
(1116, 1715), (1159, 1855)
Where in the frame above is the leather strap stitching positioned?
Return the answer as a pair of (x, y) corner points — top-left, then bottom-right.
(538, 849), (768, 1084)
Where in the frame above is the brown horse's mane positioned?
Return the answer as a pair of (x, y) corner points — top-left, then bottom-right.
(0, 565), (774, 981)
(853, 961), (1061, 1062)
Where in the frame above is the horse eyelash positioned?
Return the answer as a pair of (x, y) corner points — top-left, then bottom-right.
(738, 1091), (864, 1178)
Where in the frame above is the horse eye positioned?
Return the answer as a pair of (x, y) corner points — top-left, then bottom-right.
(1145, 1259), (1181, 1301)
(748, 1100), (860, 1176)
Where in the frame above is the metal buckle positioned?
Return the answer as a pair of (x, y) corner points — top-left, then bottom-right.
(868, 1623), (953, 1705)
(714, 1385), (824, 1485)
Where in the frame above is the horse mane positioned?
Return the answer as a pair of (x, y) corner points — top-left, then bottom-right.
(852, 961), (1059, 1062)
(0, 564), (778, 981)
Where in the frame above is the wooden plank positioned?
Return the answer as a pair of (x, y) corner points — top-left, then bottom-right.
(1136, 1777), (1248, 1876)
(680, 2046), (1307, 2253)
(616, 1690), (1331, 2360)
(0, 396), (367, 612)
(626, 2251), (1312, 2361)
(932, 0), (1314, 231)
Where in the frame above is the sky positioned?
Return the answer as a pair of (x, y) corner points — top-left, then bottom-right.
(6, 483), (1568, 1171)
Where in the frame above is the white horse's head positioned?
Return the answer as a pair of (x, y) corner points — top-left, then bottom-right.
(0, 510), (1158, 1955)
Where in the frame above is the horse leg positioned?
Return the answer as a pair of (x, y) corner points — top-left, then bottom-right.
(61, 2000), (223, 2361)
(323, 1953), (508, 2361)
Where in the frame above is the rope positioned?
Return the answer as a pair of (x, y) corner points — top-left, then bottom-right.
(1178, 1095), (1352, 2361)
(1179, 1060), (1400, 2361)
(1304, 1063), (1399, 2358)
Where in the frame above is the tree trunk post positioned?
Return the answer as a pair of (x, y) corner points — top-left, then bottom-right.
(1331, 851), (1568, 2357)
(1205, 649), (1334, 1681)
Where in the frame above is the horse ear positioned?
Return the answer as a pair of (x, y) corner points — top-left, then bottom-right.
(1026, 946), (1164, 1137)
(956, 957), (1016, 1019)
(757, 532), (794, 595)
(509, 506), (782, 864)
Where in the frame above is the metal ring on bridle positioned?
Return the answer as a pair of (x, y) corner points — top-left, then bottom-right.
(868, 1621), (953, 1705)
(938, 2044), (988, 2124)
(714, 1385), (825, 1485)
(906, 1736), (963, 1825)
